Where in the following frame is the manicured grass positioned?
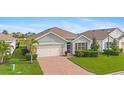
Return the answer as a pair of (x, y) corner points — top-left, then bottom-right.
(69, 54), (124, 74)
(0, 46), (43, 75)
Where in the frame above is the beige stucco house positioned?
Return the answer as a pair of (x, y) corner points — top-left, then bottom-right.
(0, 33), (16, 54)
(29, 27), (124, 57)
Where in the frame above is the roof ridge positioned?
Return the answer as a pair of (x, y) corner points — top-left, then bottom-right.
(29, 27), (77, 40)
(85, 27), (118, 32)
(50, 27), (76, 35)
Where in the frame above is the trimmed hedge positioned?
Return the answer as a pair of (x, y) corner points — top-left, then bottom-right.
(119, 48), (123, 53)
(25, 53), (38, 60)
(103, 49), (120, 56)
(75, 50), (99, 57)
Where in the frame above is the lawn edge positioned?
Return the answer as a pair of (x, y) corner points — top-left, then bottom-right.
(68, 57), (98, 75)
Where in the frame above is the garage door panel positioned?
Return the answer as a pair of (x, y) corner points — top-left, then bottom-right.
(37, 45), (63, 57)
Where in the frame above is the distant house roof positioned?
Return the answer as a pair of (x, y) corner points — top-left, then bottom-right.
(29, 27), (77, 40)
(0, 33), (16, 41)
(80, 28), (121, 40)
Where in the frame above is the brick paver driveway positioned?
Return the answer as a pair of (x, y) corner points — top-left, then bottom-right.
(38, 56), (93, 75)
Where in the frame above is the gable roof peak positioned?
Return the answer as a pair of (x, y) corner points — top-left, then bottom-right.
(29, 27), (77, 40)
(81, 27), (122, 40)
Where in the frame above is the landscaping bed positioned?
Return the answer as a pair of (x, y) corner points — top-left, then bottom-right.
(69, 54), (124, 74)
(0, 46), (43, 75)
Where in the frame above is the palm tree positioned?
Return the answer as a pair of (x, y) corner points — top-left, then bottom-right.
(26, 38), (38, 64)
(0, 40), (12, 63)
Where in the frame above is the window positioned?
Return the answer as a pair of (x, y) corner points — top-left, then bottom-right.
(75, 43), (87, 50)
(105, 42), (112, 48)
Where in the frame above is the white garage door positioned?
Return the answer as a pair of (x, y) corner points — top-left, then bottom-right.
(37, 45), (63, 57)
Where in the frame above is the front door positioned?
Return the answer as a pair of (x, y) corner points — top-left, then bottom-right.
(67, 42), (72, 53)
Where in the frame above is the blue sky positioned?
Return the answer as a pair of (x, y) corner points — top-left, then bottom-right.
(0, 17), (124, 33)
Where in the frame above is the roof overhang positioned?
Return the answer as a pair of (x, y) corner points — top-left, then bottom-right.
(103, 35), (115, 41)
(35, 31), (68, 42)
(72, 34), (92, 42)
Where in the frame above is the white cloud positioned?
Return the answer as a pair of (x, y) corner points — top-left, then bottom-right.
(0, 18), (124, 34)
(78, 18), (124, 30)
(78, 18), (95, 22)
(27, 23), (49, 27)
(57, 21), (86, 33)
(55, 18), (124, 33)
(90, 21), (124, 30)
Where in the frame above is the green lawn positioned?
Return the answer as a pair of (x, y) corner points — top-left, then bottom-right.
(0, 46), (43, 75)
(69, 54), (124, 74)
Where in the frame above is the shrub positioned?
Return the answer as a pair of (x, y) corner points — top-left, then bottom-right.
(16, 42), (20, 48)
(25, 53), (38, 61)
(119, 48), (123, 53)
(25, 53), (31, 60)
(75, 50), (99, 57)
(33, 54), (37, 60)
(22, 48), (29, 55)
(89, 51), (99, 57)
(75, 50), (84, 57)
(65, 51), (68, 56)
(103, 49), (120, 56)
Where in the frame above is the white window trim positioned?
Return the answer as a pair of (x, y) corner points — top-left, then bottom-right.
(75, 42), (87, 50)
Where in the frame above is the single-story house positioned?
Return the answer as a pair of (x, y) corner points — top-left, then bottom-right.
(29, 27), (124, 57)
(0, 33), (16, 54)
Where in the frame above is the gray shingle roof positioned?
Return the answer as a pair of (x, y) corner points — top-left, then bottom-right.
(0, 33), (16, 41)
(29, 27), (77, 40)
(81, 28), (120, 40)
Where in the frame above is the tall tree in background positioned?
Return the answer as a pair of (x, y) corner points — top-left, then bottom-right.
(2, 30), (8, 35)
(12, 32), (35, 38)
(111, 39), (118, 50)
(91, 37), (99, 51)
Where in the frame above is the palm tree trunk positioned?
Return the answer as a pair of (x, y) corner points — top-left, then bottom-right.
(1, 56), (4, 63)
(30, 54), (33, 64)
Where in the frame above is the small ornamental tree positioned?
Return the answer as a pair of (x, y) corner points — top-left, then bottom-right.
(0, 40), (12, 63)
(111, 39), (118, 51)
(26, 38), (38, 64)
(91, 37), (99, 51)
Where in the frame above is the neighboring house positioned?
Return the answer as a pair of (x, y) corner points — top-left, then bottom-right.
(29, 27), (124, 57)
(81, 28), (123, 51)
(0, 33), (16, 54)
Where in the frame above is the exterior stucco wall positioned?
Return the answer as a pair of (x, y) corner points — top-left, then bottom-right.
(97, 40), (103, 51)
(119, 37), (124, 48)
(72, 36), (91, 54)
(109, 29), (123, 38)
(37, 33), (67, 55)
(102, 36), (114, 49)
(38, 33), (67, 44)
(6, 40), (16, 54)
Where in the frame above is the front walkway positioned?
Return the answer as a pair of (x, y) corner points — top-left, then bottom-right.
(38, 56), (94, 75)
